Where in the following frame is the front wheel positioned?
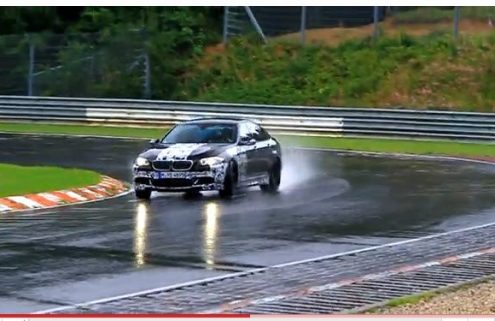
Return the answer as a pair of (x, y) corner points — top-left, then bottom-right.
(219, 161), (237, 198)
(260, 162), (281, 193)
(135, 188), (152, 200)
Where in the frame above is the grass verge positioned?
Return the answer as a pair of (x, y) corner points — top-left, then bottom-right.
(0, 122), (166, 139)
(279, 135), (495, 158)
(0, 163), (101, 197)
(2, 122), (494, 159)
(366, 278), (495, 314)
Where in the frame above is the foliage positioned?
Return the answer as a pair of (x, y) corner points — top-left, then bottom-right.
(391, 6), (495, 24)
(24, 7), (222, 98)
(178, 32), (495, 112)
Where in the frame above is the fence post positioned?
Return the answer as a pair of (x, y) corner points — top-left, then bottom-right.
(300, 6), (307, 45)
(453, 6), (460, 41)
(143, 51), (151, 99)
(373, 6), (380, 40)
(244, 6), (267, 43)
(223, 6), (229, 44)
(27, 36), (35, 96)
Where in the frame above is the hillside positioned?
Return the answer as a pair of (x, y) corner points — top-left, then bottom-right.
(179, 32), (495, 112)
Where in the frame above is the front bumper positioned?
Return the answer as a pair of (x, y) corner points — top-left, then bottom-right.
(132, 165), (227, 192)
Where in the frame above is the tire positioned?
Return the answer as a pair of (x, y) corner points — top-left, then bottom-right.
(260, 161), (281, 193)
(219, 160), (237, 198)
(135, 188), (152, 200)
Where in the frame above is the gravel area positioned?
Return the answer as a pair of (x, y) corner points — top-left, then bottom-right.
(376, 279), (495, 314)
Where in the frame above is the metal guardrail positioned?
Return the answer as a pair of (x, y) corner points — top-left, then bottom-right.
(0, 96), (494, 140)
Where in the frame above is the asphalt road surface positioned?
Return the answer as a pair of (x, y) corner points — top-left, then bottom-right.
(1, 134), (495, 312)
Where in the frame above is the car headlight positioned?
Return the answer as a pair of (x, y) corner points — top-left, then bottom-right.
(199, 156), (224, 167)
(135, 157), (150, 167)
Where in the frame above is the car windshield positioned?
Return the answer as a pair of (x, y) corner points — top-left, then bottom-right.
(162, 123), (238, 144)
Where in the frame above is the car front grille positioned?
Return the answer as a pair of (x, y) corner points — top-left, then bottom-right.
(172, 160), (193, 171)
(152, 160), (194, 171)
(152, 160), (172, 170)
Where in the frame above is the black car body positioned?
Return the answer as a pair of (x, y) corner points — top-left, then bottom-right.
(132, 118), (282, 199)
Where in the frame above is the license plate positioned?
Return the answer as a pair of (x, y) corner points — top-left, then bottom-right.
(152, 172), (190, 179)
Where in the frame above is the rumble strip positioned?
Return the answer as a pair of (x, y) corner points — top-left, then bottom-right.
(0, 176), (129, 213)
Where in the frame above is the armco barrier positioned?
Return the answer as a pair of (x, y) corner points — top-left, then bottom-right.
(0, 96), (494, 140)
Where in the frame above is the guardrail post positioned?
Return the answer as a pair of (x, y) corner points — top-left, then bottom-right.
(27, 37), (35, 96)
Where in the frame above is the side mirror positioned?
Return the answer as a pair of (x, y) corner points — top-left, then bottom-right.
(239, 136), (256, 146)
(149, 138), (160, 146)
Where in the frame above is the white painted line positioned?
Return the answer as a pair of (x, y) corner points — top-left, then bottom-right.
(271, 220), (495, 269)
(35, 218), (495, 314)
(0, 204), (11, 212)
(7, 196), (42, 209)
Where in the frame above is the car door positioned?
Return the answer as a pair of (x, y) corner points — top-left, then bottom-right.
(251, 124), (273, 174)
(237, 122), (258, 181)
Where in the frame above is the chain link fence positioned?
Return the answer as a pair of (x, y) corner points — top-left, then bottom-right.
(383, 7), (495, 39)
(0, 31), (149, 98)
(224, 6), (495, 45)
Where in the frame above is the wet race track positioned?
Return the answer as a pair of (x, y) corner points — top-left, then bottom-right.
(1, 133), (495, 312)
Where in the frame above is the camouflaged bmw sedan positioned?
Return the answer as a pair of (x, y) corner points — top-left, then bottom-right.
(132, 118), (282, 199)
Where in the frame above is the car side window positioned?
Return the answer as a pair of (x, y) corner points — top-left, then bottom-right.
(250, 124), (270, 142)
(239, 122), (270, 142)
(238, 122), (251, 139)
(256, 126), (271, 141)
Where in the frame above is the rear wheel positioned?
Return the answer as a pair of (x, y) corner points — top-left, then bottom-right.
(260, 161), (281, 193)
(219, 160), (237, 198)
(135, 188), (152, 200)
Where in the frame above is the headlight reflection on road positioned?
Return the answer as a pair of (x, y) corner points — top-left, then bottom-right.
(134, 202), (149, 267)
(203, 201), (221, 269)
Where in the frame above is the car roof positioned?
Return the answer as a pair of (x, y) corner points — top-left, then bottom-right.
(182, 117), (257, 125)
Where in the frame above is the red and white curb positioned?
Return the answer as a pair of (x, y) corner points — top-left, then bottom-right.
(0, 176), (129, 213)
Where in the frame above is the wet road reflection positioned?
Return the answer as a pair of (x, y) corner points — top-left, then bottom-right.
(134, 202), (149, 267)
(203, 201), (220, 268)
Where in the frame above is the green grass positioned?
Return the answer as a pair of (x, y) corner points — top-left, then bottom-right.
(279, 135), (495, 158)
(366, 277), (494, 313)
(382, 291), (438, 308)
(365, 291), (438, 313)
(0, 163), (101, 197)
(0, 122), (168, 139)
(1, 122), (494, 159)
